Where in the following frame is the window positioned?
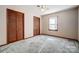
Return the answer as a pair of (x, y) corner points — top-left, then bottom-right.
(49, 16), (58, 31)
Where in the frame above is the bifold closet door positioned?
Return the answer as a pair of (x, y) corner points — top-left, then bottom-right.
(7, 9), (17, 43)
(7, 9), (24, 43)
(16, 12), (24, 41)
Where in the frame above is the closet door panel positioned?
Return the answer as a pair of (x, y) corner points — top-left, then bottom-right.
(16, 12), (24, 40)
(7, 9), (17, 43)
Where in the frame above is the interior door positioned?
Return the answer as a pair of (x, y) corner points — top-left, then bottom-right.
(7, 9), (17, 43)
(16, 12), (24, 40)
(33, 16), (40, 36)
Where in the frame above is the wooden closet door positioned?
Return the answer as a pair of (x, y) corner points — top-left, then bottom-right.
(33, 16), (40, 36)
(16, 12), (24, 40)
(7, 9), (24, 43)
(7, 9), (17, 43)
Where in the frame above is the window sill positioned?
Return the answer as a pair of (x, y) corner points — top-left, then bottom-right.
(48, 29), (58, 31)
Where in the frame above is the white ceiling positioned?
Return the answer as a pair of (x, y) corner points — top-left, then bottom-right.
(29, 5), (77, 15)
(14, 5), (78, 16)
(41, 5), (78, 15)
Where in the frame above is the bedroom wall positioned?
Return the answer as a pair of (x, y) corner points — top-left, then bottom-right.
(78, 7), (79, 41)
(0, 5), (40, 45)
(41, 8), (78, 40)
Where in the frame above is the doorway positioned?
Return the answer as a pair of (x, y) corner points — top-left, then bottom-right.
(33, 16), (40, 36)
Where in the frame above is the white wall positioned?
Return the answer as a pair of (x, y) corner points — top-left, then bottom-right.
(78, 7), (79, 41)
(41, 8), (78, 40)
(0, 5), (40, 45)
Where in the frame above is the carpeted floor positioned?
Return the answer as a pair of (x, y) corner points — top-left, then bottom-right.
(0, 35), (79, 53)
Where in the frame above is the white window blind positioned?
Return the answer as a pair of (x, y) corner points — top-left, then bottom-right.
(49, 16), (58, 30)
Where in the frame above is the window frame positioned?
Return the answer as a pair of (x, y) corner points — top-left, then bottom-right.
(48, 16), (58, 31)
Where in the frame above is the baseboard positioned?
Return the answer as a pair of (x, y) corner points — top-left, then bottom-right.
(24, 36), (34, 39)
(0, 44), (7, 47)
(41, 34), (78, 41)
(24, 35), (40, 39)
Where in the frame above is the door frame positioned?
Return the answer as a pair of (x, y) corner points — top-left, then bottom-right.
(33, 16), (40, 36)
(7, 9), (24, 44)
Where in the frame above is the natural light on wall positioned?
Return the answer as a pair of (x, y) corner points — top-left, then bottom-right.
(49, 16), (58, 31)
